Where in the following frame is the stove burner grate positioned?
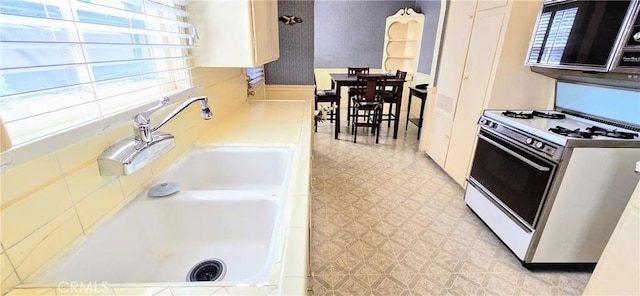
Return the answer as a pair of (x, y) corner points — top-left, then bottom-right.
(549, 125), (639, 139)
(502, 110), (567, 120)
(502, 110), (533, 119)
(548, 126), (593, 139)
(532, 111), (566, 119)
(586, 126), (639, 140)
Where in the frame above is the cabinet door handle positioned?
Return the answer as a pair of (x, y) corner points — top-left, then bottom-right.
(463, 76), (469, 80)
(468, 14), (474, 19)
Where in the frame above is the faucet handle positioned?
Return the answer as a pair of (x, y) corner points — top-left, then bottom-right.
(134, 97), (170, 126)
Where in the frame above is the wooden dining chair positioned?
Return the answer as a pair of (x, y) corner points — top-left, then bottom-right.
(347, 67), (370, 76)
(314, 74), (338, 132)
(351, 75), (386, 143)
(346, 67), (370, 126)
(381, 70), (407, 127)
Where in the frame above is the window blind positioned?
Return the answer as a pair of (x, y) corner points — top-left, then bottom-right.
(246, 66), (264, 87)
(527, 12), (551, 64)
(540, 8), (578, 64)
(0, 0), (195, 145)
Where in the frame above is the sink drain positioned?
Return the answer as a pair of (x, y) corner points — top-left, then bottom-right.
(187, 259), (226, 282)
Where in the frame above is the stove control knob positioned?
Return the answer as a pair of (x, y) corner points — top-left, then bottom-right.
(479, 119), (488, 125)
(535, 142), (545, 149)
(491, 122), (498, 128)
(526, 138), (534, 145)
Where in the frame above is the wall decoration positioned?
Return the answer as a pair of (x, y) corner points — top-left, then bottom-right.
(279, 15), (302, 25)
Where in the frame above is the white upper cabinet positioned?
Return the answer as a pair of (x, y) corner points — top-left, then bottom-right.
(188, 0), (280, 67)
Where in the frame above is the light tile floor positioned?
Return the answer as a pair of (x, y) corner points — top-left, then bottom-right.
(310, 115), (591, 295)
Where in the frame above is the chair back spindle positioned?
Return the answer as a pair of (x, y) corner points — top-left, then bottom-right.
(348, 67), (370, 76)
(355, 75), (386, 104)
(390, 70), (407, 93)
(346, 67), (370, 126)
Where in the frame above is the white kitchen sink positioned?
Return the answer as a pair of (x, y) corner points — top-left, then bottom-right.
(28, 146), (293, 284)
(158, 146), (293, 190)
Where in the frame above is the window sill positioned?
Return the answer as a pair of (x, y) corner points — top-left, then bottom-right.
(0, 86), (203, 173)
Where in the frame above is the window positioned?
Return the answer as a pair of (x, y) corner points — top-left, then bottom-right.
(0, 0), (194, 145)
(246, 66), (264, 87)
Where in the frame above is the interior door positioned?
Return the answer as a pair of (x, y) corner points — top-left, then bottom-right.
(444, 8), (505, 187)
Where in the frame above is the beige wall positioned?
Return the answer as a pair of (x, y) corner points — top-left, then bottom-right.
(0, 67), (247, 294)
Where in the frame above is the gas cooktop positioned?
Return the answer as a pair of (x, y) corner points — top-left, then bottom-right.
(502, 110), (566, 120)
(483, 110), (640, 147)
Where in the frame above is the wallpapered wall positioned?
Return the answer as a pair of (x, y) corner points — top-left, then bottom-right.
(265, 0), (315, 85)
(314, 0), (414, 69)
(415, 0), (441, 74)
(266, 0), (442, 85)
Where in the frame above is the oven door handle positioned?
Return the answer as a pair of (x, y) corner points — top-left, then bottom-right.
(478, 134), (551, 172)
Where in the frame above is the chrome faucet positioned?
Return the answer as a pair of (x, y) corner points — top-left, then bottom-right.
(133, 96), (212, 143)
(98, 96), (213, 176)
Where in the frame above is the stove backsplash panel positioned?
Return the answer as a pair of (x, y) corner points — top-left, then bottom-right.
(555, 82), (640, 129)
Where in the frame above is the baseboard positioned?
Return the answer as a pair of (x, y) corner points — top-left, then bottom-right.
(265, 85), (314, 100)
(521, 262), (596, 272)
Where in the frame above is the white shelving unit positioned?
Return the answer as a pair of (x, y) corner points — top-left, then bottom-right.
(381, 8), (424, 77)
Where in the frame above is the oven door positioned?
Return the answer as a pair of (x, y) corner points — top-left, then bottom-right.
(468, 129), (557, 230)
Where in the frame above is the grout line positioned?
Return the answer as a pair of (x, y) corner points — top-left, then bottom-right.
(1, 158), (96, 211)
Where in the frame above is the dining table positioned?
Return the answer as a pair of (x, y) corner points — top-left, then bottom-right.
(329, 73), (406, 140)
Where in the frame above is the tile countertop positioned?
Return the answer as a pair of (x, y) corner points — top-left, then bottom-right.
(8, 100), (313, 296)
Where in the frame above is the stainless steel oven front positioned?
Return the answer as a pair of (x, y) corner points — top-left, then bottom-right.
(467, 128), (558, 231)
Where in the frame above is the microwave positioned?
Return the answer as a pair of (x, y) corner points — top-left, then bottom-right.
(526, 0), (640, 73)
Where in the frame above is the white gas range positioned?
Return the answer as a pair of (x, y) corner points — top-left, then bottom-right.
(465, 109), (640, 270)
(485, 110), (639, 146)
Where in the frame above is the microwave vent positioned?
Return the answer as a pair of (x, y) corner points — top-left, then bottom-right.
(530, 66), (640, 90)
